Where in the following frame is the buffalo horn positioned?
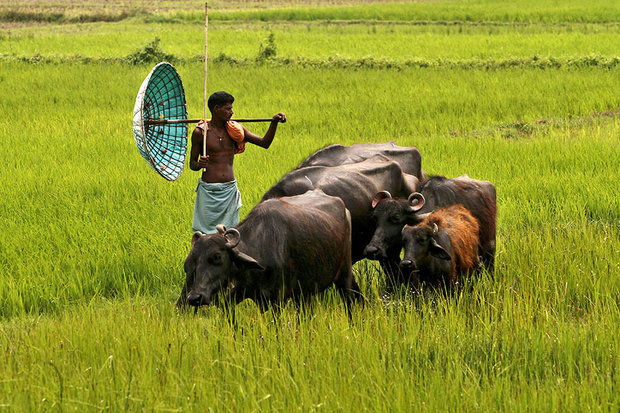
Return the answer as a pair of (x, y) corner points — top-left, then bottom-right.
(216, 224), (227, 235)
(371, 190), (392, 208)
(432, 223), (439, 234)
(407, 192), (425, 211)
(191, 231), (204, 246)
(224, 228), (241, 249)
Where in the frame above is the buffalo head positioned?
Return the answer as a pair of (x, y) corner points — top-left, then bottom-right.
(400, 222), (451, 284)
(183, 225), (264, 307)
(363, 191), (427, 260)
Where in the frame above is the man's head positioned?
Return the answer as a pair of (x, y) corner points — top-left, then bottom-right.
(208, 91), (234, 113)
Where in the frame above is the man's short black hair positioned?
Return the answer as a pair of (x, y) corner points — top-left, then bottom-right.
(208, 91), (234, 113)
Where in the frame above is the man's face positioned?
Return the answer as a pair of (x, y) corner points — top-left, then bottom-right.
(214, 103), (233, 121)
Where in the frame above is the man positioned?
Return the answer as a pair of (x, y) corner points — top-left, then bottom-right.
(189, 91), (286, 234)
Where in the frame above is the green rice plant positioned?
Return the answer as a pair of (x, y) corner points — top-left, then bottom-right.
(2, 19), (619, 63)
(0, 269), (616, 411)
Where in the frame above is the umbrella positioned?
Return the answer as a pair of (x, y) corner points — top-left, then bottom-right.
(132, 62), (188, 181)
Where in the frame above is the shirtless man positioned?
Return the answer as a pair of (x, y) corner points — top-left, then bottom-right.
(189, 91), (286, 234)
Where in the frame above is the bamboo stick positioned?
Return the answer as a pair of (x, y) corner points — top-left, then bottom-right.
(145, 118), (276, 125)
(203, 2), (208, 172)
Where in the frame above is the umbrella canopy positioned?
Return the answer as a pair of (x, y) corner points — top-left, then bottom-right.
(133, 62), (188, 181)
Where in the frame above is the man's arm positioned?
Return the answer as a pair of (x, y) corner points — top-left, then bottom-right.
(243, 113), (286, 149)
(189, 127), (209, 171)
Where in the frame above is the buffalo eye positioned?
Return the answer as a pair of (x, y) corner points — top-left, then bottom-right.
(389, 214), (402, 224)
(415, 236), (426, 245)
(209, 253), (223, 265)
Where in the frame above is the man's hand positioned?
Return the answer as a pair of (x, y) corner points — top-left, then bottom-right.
(272, 113), (286, 123)
(197, 155), (209, 169)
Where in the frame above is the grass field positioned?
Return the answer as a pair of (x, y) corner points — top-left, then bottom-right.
(0, 0), (619, 411)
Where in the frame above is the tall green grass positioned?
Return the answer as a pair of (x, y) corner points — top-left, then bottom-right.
(0, 271), (617, 410)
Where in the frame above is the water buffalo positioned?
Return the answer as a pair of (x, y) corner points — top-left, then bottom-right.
(364, 175), (496, 279)
(177, 190), (358, 311)
(296, 141), (425, 179)
(261, 155), (422, 281)
(400, 204), (480, 288)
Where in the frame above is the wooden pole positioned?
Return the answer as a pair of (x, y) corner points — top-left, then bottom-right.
(146, 118), (275, 125)
(203, 2), (208, 172)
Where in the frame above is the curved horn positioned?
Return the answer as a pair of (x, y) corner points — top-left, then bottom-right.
(216, 224), (227, 235)
(432, 223), (439, 234)
(371, 191), (392, 208)
(224, 228), (240, 249)
(407, 192), (425, 211)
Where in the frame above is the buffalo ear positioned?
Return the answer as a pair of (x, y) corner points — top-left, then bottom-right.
(429, 238), (451, 261)
(191, 231), (204, 246)
(231, 249), (265, 271)
(371, 191), (392, 209)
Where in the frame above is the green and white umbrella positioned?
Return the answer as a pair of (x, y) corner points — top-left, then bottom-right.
(133, 62), (188, 181)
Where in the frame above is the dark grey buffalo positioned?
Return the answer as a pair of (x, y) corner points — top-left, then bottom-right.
(261, 155), (422, 279)
(177, 190), (358, 311)
(364, 174), (497, 282)
(296, 141), (425, 179)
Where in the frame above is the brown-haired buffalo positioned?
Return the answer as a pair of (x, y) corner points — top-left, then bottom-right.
(364, 175), (496, 282)
(400, 204), (480, 288)
(177, 190), (358, 311)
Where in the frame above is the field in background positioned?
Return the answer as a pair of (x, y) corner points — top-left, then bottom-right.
(0, 0), (618, 411)
(3, 0), (620, 23)
(3, 21), (620, 65)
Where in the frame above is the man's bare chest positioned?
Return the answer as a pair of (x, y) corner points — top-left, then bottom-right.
(205, 128), (234, 152)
